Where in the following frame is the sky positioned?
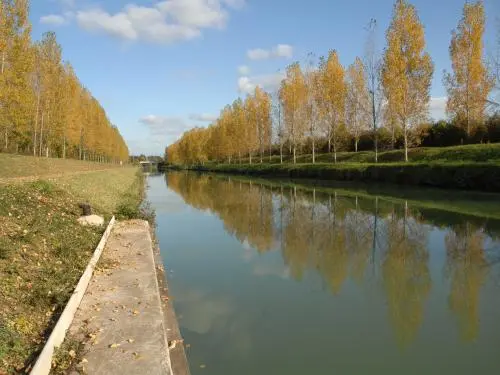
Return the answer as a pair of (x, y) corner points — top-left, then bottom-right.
(31, 0), (500, 155)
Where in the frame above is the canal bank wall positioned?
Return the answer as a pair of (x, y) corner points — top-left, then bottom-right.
(169, 162), (500, 192)
(150, 221), (191, 375)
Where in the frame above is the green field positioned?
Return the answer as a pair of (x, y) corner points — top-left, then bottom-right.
(0, 156), (144, 373)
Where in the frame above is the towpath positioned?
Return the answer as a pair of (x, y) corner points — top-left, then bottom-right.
(67, 220), (178, 374)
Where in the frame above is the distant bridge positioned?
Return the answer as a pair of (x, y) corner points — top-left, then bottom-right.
(139, 160), (159, 171)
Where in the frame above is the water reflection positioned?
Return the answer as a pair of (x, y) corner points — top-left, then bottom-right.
(445, 223), (488, 342)
(165, 172), (500, 348)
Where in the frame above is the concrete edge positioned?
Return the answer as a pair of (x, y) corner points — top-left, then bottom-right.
(30, 216), (116, 375)
(149, 224), (191, 375)
(142, 220), (174, 374)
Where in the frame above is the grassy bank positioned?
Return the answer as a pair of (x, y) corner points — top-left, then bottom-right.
(0, 162), (143, 373)
(0, 153), (122, 180)
(235, 143), (500, 164)
(187, 161), (500, 192)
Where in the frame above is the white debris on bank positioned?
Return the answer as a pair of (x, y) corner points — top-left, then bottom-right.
(78, 215), (105, 226)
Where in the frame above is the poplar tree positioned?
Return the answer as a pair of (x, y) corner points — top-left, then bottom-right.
(346, 57), (369, 152)
(382, 0), (434, 162)
(280, 62), (307, 164)
(319, 50), (346, 163)
(444, 1), (494, 136)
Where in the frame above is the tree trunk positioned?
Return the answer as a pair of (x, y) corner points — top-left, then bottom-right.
(280, 143), (283, 164)
(1, 52), (5, 74)
(249, 152), (252, 165)
(371, 89), (378, 163)
(312, 137), (315, 164)
(404, 125), (408, 162)
(63, 135), (66, 159)
(39, 112), (45, 157)
(391, 125), (395, 150)
(4, 128), (8, 150)
(33, 93), (40, 157)
(293, 145), (296, 164)
(355, 139), (358, 153)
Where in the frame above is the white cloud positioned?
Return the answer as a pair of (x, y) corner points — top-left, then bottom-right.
(429, 96), (447, 121)
(189, 113), (218, 122)
(140, 114), (192, 136)
(238, 65), (250, 75)
(247, 48), (270, 60)
(238, 71), (285, 94)
(273, 44), (293, 58)
(40, 14), (68, 26)
(73, 0), (245, 44)
(134, 114), (196, 154)
(247, 44), (294, 60)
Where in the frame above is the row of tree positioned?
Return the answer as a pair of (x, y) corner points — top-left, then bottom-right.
(166, 172), (492, 344)
(0, 0), (129, 162)
(167, 0), (497, 165)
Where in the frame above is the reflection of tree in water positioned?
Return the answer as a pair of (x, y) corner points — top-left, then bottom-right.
(164, 172), (500, 348)
(282, 187), (313, 280)
(445, 223), (488, 342)
(382, 203), (431, 347)
(344, 196), (374, 285)
(313, 194), (348, 295)
(167, 174), (275, 253)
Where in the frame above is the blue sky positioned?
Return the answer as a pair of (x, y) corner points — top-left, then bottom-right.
(32, 0), (500, 155)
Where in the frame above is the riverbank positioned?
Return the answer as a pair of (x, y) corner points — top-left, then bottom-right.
(175, 161), (500, 192)
(168, 144), (500, 192)
(0, 158), (143, 373)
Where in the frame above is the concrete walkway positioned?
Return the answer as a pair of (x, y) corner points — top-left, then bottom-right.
(68, 220), (173, 374)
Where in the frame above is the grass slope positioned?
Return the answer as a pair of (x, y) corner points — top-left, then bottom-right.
(193, 161), (500, 192)
(0, 162), (143, 373)
(0, 153), (121, 180)
(235, 143), (500, 164)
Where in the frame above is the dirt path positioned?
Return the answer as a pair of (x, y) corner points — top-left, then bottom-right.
(67, 220), (174, 374)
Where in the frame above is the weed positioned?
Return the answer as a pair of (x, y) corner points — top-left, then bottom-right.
(0, 166), (140, 373)
(50, 338), (84, 375)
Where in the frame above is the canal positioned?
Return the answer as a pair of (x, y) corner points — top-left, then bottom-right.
(148, 171), (500, 375)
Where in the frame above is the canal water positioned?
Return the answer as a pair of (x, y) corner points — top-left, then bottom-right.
(148, 171), (500, 375)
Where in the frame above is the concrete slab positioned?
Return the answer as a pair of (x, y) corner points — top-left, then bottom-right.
(68, 220), (173, 375)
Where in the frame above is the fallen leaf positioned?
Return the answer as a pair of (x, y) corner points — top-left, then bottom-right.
(68, 350), (76, 358)
(109, 343), (121, 348)
(127, 339), (135, 343)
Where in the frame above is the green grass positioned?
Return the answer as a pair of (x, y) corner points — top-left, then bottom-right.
(232, 143), (500, 165)
(53, 168), (141, 215)
(0, 162), (144, 373)
(191, 161), (500, 192)
(0, 153), (122, 180)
